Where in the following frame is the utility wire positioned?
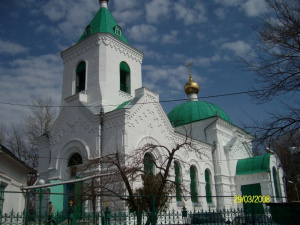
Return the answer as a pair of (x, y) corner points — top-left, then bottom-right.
(0, 90), (258, 108)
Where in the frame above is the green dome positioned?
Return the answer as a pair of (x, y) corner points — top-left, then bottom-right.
(167, 101), (232, 127)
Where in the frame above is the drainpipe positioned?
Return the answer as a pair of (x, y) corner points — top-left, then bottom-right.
(99, 107), (105, 213)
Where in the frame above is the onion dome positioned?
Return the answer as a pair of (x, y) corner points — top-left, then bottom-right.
(167, 62), (231, 127)
(184, 76), (200, 95)
(168, 101), (232, 127)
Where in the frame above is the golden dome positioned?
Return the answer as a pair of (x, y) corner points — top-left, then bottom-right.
(184, 76), (200, 95)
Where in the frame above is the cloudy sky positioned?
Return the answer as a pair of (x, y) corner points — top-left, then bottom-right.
(0, 0), (285, 130)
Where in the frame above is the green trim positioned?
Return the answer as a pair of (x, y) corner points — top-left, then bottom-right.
(50, 180), (64, 213)
(115, 100), (131, 110)
(77, 7), (129, 44)
(120, 61), (130, 73)
(167, 101), (232, 127)
(241, 183), (264, 214)
(144, 153), (154, 175)
(190, 166), (198, 203)
(205, 169), (212, 203)
(174, 161), (182, 202)
(76, 62), (86, 73)
(236, 153), (271, 175)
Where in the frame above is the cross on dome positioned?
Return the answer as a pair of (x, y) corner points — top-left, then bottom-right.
(184, 62), (200, 97)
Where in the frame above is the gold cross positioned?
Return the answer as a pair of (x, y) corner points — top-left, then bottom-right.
(69, 200), (73, 206)
(185, 62), (193, 78)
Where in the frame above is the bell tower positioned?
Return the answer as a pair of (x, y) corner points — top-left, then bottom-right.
(60, 0), (144, 113)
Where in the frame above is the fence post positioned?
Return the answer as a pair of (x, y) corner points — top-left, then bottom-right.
(152, 195), (156, 225)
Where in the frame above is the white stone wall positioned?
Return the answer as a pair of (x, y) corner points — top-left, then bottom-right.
(0, 155), (29, 214)
(60, 33), (143, 113)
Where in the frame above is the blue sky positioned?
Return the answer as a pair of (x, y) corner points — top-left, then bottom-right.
(0, 0), (283, 129)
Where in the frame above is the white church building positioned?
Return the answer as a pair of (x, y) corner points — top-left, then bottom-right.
(37, 0), (285, 215)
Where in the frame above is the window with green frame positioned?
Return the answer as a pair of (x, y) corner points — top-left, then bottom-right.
(190, 166), (198, 203)
(120, 62), (130, 94)
(0, 184), (5, 214)
(76, 61), (86, 93)
(174, 161), (182, 202)
(205, 169), (212, 204)
(144, 153), (154, 175)
(273, 167), (281, 200)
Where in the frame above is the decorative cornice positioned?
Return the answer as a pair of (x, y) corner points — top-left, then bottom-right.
(61, 33), (144, 64)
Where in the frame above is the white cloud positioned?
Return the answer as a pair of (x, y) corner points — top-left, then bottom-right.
(242, 0), (267, 17)
(40, 0), (98, 41)
(127, 24), (159, 43)
(161, 31), (179, 44)
(0, 40), (28, 55)
(145, 0), (171, 23)
(214, 8), (226, 19)
(112, 10), (143, 27)
(214, 0), (241, 7)
(113, 0), (139, 11)
(0, 54), (62, 126)
(173, 1), (207, 25)
(221, 40), (252, 56)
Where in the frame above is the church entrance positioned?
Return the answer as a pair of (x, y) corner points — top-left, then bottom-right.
(241, 183), (264, 214)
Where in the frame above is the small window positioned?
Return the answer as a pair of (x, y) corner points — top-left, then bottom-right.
(85, 25), (91, 36)
(174, 161), (182, 202)
(120, 61), (130, 94)
(68, 153), (83, 167)
(190, 166), (198, 203)
(205, 169), (213, 204)
(76, 61), (86, 93)
(114, 25), (122, 37)
(144, 153), (155, 175)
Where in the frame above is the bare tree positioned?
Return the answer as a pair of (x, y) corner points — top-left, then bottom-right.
(80, 130), (199, 225)
(5, 97), (57, 169)
(241, 0), (300, 142)
(268, 131), (300, 201)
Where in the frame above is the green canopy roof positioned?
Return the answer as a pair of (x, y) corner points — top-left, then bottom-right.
(77, 6), (129, 44)
(236, 153), (271, 175)
(167, 101), (232, 127)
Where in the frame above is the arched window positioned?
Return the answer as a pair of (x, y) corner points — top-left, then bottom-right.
(174, 161), (182, 202)
(190, 166), (198, 203)
(68, 153), (83, 167)
(205, 169), (212, 204)
(273, 167), (281, 200)
(120, 62), (130, 94)
(76, 61), (86, 93)
(144, 153), (154, 175)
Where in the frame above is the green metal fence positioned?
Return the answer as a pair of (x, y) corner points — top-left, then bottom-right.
(0, 207), (291, 225)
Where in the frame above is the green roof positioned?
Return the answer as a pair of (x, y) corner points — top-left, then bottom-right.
(77, 6), (129, 44)
(236, 153), (271, 175)
(167, 101), (232, 127)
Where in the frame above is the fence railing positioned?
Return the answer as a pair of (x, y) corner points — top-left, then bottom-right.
(0, 207), (291, 225)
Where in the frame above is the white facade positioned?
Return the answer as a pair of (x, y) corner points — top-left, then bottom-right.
(37, 0), (285, 214)
(0, 145), (35, 214)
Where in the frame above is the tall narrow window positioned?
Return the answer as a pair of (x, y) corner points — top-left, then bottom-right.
(120, 62), (130, 94)
(76, 61), (86, 93)
(174, 161), (182, 202)
(85, 25), (91, 36)
(0, 184), (5, 214)
(144, 153), (154, 175)
(114, 25), (122, 37)
(273, 167), (281, 201)
(190, 166), (198, 203)
(205, 169), (213, 204)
